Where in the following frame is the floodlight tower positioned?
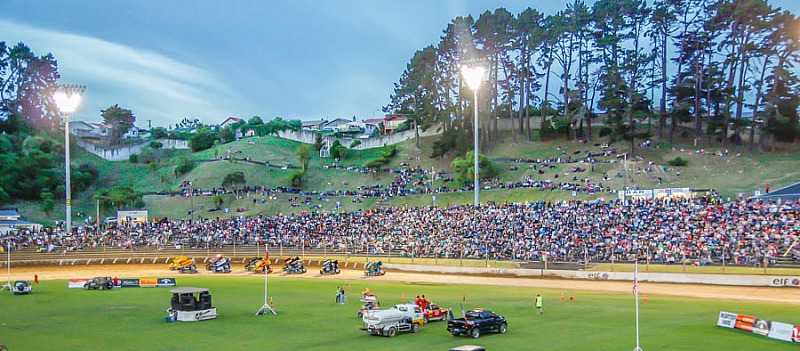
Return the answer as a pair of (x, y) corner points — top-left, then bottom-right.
(54, 84), (86, 234)
(461, 62), (486, 207)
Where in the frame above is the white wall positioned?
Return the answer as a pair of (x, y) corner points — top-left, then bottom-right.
(276, 125), (441, 151)
(76, 139), (189, 161)
(383, 263), (800, 288)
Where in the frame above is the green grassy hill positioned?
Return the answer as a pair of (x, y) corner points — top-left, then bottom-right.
(12, 130), (799, 224)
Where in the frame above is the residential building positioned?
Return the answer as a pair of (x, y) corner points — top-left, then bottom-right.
(218, 117), (242, 129)
(302, 119), (327, 131)
(319, 118), (353, 132)
(0, 208), (41, 235)
(363, 118), (383, 135)
(383, 115), (408, 135)
(68, 121), (96, 138)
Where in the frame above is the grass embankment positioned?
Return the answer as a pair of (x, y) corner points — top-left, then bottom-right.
(14, 131), (800, 223)
(2, 276), (797, 350)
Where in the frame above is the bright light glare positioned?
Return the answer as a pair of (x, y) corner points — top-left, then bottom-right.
(54, 91), (82, 114)
(461, 65), (485, 91)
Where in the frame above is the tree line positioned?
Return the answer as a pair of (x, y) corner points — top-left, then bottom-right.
(384, 0), (800, 157)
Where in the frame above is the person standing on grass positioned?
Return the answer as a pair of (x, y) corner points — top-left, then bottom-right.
(535, 294), (543, 314)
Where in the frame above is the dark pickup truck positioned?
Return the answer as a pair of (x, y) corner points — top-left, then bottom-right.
(447, 308), (507, 339)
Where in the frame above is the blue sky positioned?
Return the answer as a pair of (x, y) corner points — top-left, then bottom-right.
(3, 1), (799, 128)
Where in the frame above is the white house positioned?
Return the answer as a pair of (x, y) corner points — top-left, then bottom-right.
(0, 208), (41, 235)
(68, 121), (96, 137)
(89, 123), (111, 137)
(363, 118), (383, 135)
(319, 118), (352, 132)
(123, 125), (141, 139)
(218, 117), (242, 129)
(338, 121), (365, 133)
(302, 119), (327, 131)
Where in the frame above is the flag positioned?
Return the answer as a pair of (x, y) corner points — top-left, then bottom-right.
(462, 293), (466, 302)
(448, 308), (454, 321)
(459, 303), (466, 318)
(632, 262), (638, 295)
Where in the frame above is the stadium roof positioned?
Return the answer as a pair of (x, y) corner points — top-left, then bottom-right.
(753, 182), (800, 201)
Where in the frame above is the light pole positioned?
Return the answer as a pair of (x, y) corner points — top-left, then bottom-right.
(6, 238), (11, 292)
(461, 65), (485, 207)
(54, 84), (86, 234)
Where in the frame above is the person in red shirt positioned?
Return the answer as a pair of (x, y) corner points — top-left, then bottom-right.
(765, 184), (770, 194)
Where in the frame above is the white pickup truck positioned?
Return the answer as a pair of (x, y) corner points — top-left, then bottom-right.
(361, 304), (425, 337)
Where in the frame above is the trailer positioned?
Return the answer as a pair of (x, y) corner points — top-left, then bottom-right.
(360, 304), (424, 337)
(166, 287), (217, 322)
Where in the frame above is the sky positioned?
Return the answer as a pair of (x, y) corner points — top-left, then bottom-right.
(3, 0), (799, 128)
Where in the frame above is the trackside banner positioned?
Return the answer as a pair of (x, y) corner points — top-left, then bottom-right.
(717, 311), (798, 344)
(156, 278), (176, 287)
(769, 277), (800, 288)
(139, 278), (158, 287)
(119, 279), (140, 287)
(68, 279), (90, 289)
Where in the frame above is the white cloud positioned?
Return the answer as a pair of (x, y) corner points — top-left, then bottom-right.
(0, 19), (250, 126)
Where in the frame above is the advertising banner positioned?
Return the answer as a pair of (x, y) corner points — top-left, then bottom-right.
(717, 311), (737, 329)
(719, 311), (799, 344)
(767, 321), (794, 342)
(139, 278), (158, 287)
(119, 279), (140, 287)
(734, 314), (754, 332)
(769, 277), (800, 288)
(752, 318), (771, 336)
(156, 278), (176, 287)
(68, 279), (90, 289)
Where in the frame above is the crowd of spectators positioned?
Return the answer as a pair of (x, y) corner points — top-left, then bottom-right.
(7, 197), (799, 266)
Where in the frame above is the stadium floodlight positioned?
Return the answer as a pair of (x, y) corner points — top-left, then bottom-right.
(461, 63), (486, 207)
(54, 84), (86, 234)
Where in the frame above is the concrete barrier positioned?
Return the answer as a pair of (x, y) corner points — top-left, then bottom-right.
(383, 263), (800, 288)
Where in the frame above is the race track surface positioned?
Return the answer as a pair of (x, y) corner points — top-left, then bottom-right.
(7, 264), (798, 305)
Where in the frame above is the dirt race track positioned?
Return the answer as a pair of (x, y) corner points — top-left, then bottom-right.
(7, 264), (799, 305)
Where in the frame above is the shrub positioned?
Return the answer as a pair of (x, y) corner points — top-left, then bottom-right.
(350, 139), (361, 148)
(222, 171), (246, 187)
(189, 128), (216, 152)
(365, 159), (385, 170)
(598, 126), (612, 138)
(287, 170), (305, 187)
(539, 120), (556, 138)
(667, 157), (689, 167)
(450, 151), (499, 186)
(175, 158), (195, 176)
(380, 145), (398, 159)
(129, 154), (139, 163)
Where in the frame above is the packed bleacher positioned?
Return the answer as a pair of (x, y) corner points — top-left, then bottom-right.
(5, 197), (799, 267)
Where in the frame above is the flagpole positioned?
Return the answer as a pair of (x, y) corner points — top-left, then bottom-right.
(633, 260), (642, 351)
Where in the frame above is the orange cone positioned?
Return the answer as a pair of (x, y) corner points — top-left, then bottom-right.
(561, 293), (565, 301)
(269, 297), (274, 306)
(401, 293), (406, 303)
(643, 294), (648, 303)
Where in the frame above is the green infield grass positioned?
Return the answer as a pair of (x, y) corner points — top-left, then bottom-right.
(1, 276), (797, 350)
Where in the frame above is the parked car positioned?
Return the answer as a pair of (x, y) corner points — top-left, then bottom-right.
(421, 302), (450, 324)
(447, 308), (507, 339)
(13, 281), (33, 295)
(84, 277), (114, 290)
